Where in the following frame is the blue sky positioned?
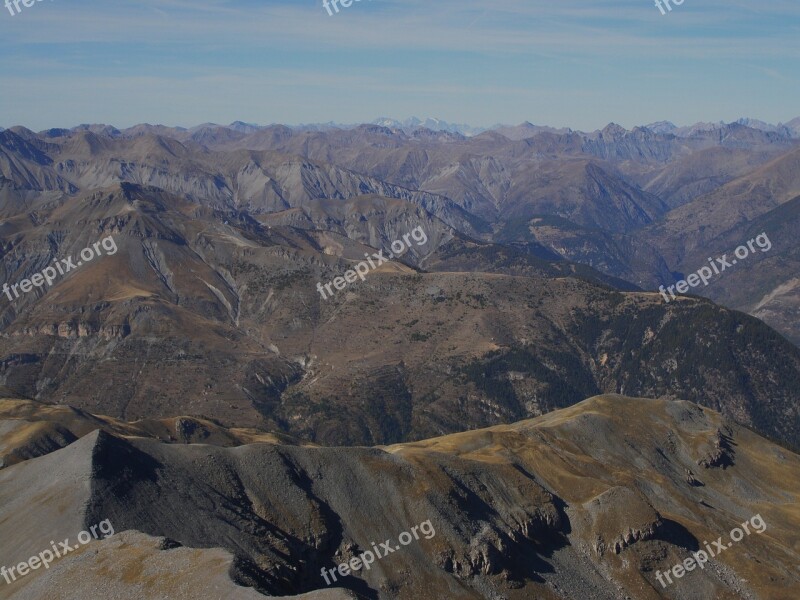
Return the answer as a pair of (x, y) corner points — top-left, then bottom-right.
(1, 0), (799, 131)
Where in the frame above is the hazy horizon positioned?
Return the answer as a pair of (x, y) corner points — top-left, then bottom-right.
(1, 0), (799, 131)
(3, 114), (800, 134)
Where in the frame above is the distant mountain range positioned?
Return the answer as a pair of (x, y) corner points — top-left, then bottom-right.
(33, 116), (800, 141)
(644, 117), (800, 138)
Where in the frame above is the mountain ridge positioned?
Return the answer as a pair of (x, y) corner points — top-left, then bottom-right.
(1, 394), (797, 599)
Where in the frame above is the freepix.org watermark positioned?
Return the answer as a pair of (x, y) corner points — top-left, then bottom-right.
(4, 0), (51, 17)
(2, 236), (118, 303)
(658, 232), (771, 303)
(316, 226), (427, 301)
(322, 0), (370, 17)
(655, 514), (766, 588)
(654, 0), (686, 15)
(1, 519), (115, 585)
(320, 519), (436, 585)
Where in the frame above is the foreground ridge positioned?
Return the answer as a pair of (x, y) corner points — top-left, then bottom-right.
(0, 394), (798, 599)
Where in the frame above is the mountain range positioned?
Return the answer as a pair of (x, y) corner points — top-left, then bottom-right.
(1, 116), (799, 598)
(1, 119), (800, 449)
(37, 115), (799, 141)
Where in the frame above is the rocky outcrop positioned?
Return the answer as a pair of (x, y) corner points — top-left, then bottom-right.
(584, 487), (663, 555)
(698, 427), (735, 469)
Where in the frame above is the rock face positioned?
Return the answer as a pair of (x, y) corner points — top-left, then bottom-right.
(697, 427), (736, 469)
(584, 487), (663, 555)
(1, 395), (798, 599)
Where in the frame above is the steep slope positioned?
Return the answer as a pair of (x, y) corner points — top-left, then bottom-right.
(643, 147), (800, 344)
(639, 145), (792, 209)
(0, 130), (75, 193)
(672, 195), (800, 345)
(0, 395), (797, 599)
(647, 146), (800, 266)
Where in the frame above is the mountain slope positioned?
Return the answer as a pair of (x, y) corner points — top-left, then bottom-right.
(1, 183), (799, 448)
(0, 395), (797, 599)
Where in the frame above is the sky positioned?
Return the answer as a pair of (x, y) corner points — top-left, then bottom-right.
(1, 0), (799, 131)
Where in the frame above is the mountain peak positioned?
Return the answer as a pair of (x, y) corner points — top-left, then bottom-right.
(371, 117), (485, 137)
